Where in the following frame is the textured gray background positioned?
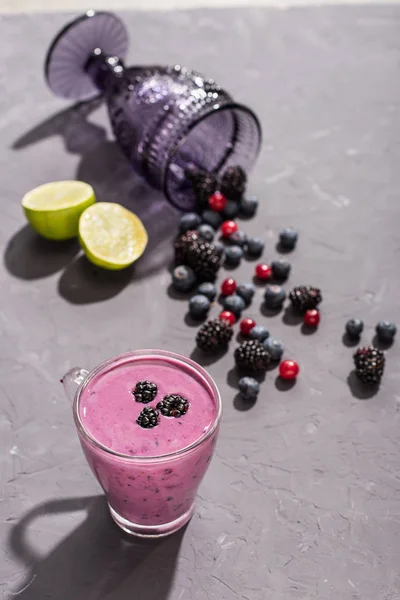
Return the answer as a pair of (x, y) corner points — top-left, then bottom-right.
(1, 5), (400, 600)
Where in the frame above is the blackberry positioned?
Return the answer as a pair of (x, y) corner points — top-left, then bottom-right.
(289, 285), (322, 313)
(220, 165), (247, 200)
(137, 407), (160, 428)
(187, 240), (222, 282)
(353, 346), (385, 385)
(234, 339), (271, 373)
(157, 394), (189, 418)
(187, 170), (218, 206)
(174, 230), (202, 265)
(132, 380), (158, 404)
(196, 318), (233, 353)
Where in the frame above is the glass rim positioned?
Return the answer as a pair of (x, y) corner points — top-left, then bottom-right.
(163, 101), (262, 210)
(73, 349), (222, 462)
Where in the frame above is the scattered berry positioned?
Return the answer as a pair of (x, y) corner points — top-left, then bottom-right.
(213, 241), (225, 258)
(279, 227), (298, 250)
(289, 286), (322, 313)
(208, 191), (227, 212)
(279, 360), (299, 380)
(353, 346), (385, 385)
(221, 277), (237, 296)
(264, 285), (286, 309)
(239, 195), (258, 218)
(263, 337), (284, 361)
(246, 237), (264, 257)
(224, 245), (244, 267)
(240, 318), (256, 335)
(157, 394), (189, 417)
(137, 407), (160, 429)
(236, 283), (255, 306)
(220, 165), (247, 200)
(235, 339), (271, 373)
(304, 309), (320, 327)
(219, 310), (236, 325)
(187, 169), (218, 206)
(271, 259), (291, 281)
(174, 230), (202, 264)
(229, 230), (248, 247)
(201, 209), (223, 230)
(179, 212), (201, 233)
(221, 220), (238, 238)
(223, 200), (240, 220)
(197, 223), (215, 242)
(249, 325), (269, 342)
(196, 282), (217, 301)
(172, 265), (197, 292)
(187, 240), (222, 281)
(188, 294), (211, 319)
(132, 380), (158, 404)
(238, 377), (260, 400)
(345, 318), (364, 339)
(255, 263), (272, 281)
(223, 294), (246, 317)
(376, 320), (397, 343)
(196, 318), (233, 353)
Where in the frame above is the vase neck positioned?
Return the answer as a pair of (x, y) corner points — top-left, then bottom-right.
(85, 48), (125, 93)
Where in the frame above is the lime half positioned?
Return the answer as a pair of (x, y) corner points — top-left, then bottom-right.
(79, 202), (148, 270)
(22, 180), (96, 241)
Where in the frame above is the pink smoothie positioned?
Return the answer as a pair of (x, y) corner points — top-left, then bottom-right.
(77, 352), (220, 534)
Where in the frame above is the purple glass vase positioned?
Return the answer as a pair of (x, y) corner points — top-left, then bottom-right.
(45, 10), (262, 211)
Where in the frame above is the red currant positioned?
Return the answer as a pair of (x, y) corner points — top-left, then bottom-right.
(304, 309), (320, 327)
(221, 220), (238, 238)
(240, 318), (256, 335)
(219, 310), (236, 326)
(208, 191), (227, 212)
(279, 360), (299, 380)
(221, 278), (237, 296)
(255, 264), (272, 281)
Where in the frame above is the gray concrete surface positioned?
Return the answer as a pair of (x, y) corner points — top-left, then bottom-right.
(1, 5), (400, 600)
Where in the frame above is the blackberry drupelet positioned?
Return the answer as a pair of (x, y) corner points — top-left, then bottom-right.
(353, 346), (385, 385)
(186, 169), (218, 207)
(157, 394), (189, 418)
(187, 240), (222, 281)
(136, 407), (160, 428)
(220, 165), (247, 200)
(132, 380), (158, 404)
(234, 339), (271, 373)
(174, 230), (203, 265)
(196, 318), (233, 353)
(289, 285), (322, 313)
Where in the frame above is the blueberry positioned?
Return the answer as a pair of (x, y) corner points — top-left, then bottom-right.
(239, 195), (258, 218)
(236, 282), (255, 306)
(271, 259), (291, 281)
(224, 245), (243, 267)
(223, 200), (240, 219)
(249, 325), (269, 342)
(345, 318), (364, 339)
(172, 265), (197, 292)
(213, 241), (225, 258)
(229, 231), (248, 247)
(264, 285), (286, 309)
(238, 377), (260, 400)
(201, 209), (223, 229)
(223, 294), (246, 317)
(279, 227), (298, 250)
(376, 320), (397, 343)
(196, 282), (217, 301)
(246, 237), (264, 257)
(198, 223), (215, 242)
(179, 212), (201, 233)
(188, 294), (211, 319)
(263, 337), (284, 361)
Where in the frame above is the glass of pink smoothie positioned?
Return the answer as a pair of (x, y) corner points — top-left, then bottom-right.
(61, 350), (221, 537)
